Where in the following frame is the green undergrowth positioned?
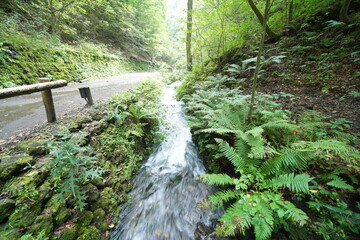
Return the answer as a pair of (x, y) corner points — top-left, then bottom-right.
(0, 79), (164, 239)
(0, 30), (154, 88)
(179, 75), (360, 239)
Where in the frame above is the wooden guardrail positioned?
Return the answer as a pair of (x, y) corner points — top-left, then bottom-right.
(0, 79), (67, 123)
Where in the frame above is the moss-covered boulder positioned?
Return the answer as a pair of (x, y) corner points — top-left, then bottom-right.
(91, 177), (106, 188)
(78, 210), (94, 227)
(59, 226), (78, 240)
(0, 198), (16, 223)
(15, 139), (47, 156)
(0, 228), (24, 240)
(0, 153), (34, 180)
(28, 214), (54, 236)
(84, 183), (100, 202)
(90, 197), (117, 213)
(8, 202), (42, 227)
(5, 169), (44, 192)
(54, 206), (71, 225)
(38, 181), (52, 202)
(76, 226), (101, 240)
(84, 120), (108, 136)
(44, 194), (66, 214)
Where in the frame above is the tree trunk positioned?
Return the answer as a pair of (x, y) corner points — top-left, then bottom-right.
(246, 0), (279, 40)
(288, 0), (294, 24)
(247, 0), (270, 122)
(339, 0), (352, 23)
(186, 0), (193, 71)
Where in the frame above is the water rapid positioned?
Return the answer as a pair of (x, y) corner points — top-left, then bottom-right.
(111, 83), (221, 240)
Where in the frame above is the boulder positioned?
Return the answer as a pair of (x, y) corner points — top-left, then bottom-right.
(0, 153), (34, 180)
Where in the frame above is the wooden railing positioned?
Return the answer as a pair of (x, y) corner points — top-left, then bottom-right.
(0, 78), (67, 122)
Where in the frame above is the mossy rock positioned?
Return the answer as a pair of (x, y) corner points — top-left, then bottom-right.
(28, 214), (54, 236)
(0, 153), (34, 180)
(88, 109), (104, 121)
(76, 226), (101, 240)
(8, 202), (42, 227)
(92, 208), (106, 223)
(0, 198), (16, 223)
(5, 169), (44, 192)
(45, 194), (66, 214)
(68, 121), (82, 132)
(112, 206), (123, 224)
(84, 120), (108, 136)
(103, 161), (116, 175)
(54, 206), (71, 225)
(90, 197), (117, 213)
(38, 181), (52, 202)
(59, 226), (78, 240)
(78, 210), (94, 227)
(15, 139), (48, 156)
(0, 228), (24, 240)
(91, 177), (106, 188)
(84, 183), (100, 203)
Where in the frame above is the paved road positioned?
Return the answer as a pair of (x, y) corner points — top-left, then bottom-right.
(0, 72), (159, 141)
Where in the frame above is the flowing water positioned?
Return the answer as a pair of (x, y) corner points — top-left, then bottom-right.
(111, 83), (222, 240)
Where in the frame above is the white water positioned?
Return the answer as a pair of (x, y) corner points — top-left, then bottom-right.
(111, 83), (221, 240)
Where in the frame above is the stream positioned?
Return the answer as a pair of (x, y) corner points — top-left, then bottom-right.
(110, 83), (222, 240)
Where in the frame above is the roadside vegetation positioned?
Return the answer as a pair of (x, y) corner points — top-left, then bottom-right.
(0, 79), (164, 239)
(0, 0), (172, 88)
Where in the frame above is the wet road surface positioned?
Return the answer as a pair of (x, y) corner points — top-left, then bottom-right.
(0, 72), (159, 141)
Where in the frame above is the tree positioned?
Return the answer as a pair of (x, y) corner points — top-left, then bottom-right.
(245, 0), (279, 41)
(339, 0), (352, 23)
(248, 0), (271, 121)
(186, 0), (193, 71)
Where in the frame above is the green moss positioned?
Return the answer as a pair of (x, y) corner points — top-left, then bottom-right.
(83, 183), (99, 202)
(8, 202), (41, 227)
(16, 139), (47, 156)
(54, 206), (71, 225)
(38, 181), (52, 202)
(59, 226), (77, 240)
(76, 226), (101, 240)
(5, 169), (43, 192)
(78, 211), (94, 227)
(44, 194), (65, 214)
(28, 214), (54, 236)
(0, 198), (16, 223)
(0, 228), (24, 240)
(0, 153), (34, 180)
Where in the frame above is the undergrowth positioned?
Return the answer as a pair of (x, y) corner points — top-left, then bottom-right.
(180, 73), (360, 239)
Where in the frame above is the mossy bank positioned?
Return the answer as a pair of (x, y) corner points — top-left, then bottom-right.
(0, 79), (164, 240)
(0, 32), (154, 88)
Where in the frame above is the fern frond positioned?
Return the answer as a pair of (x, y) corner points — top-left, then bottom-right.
(198, 173), (235, 186)
(261, 149), (312, 174)
(217, 138), (247, 171)
(308, 139), (356, 156)
(265, 173), (313, 193)
(217, 201), (252, 237)
(253, 216), (274, 240)
(283, 201), (308, 226)
(209, 189), (242, 208)
(326, 175), (354, 190)
(261, 120), (298, 132)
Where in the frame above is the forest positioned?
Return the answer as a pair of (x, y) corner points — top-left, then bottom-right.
(0, 0), (359, 240)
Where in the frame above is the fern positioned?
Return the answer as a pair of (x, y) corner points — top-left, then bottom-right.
(326, 175), (354, 190)
(265, 173), (313, 193)
(216, 138), (248, 172)
(261, 148), (312, 174)
(197, 174), (236, 186)
(209, 189), (242, 208)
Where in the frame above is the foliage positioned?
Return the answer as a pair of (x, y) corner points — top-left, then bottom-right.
(182, 78), (360, 239)
(47, 137), (104, 210)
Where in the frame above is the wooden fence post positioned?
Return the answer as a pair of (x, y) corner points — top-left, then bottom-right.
(39, 78), (56, 123)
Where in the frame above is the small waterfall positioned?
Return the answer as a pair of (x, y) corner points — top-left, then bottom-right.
(111, 83), (222, 240)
